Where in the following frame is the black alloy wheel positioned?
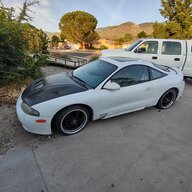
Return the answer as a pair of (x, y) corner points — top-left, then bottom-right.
(54, 105), (90, 135)
(157, 89), (177, 109)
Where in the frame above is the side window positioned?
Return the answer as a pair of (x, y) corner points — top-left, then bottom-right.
(162, 41), (181, 55)
(150, 67), (166, 80)
(134, 41), (158, 54)
(111, 65), (149, 87)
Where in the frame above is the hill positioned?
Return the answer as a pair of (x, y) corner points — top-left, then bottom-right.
(45, 21), (154, 40)
(96, 22), (154, 40)
(45, 32), (60, 39)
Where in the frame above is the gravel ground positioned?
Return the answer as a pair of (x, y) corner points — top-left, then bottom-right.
(41, 65), (72, 76)
(0, 65), (72, 155)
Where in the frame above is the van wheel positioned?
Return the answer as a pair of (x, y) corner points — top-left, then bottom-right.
(157, 89), (177, 109)
(54, 105), (90, 135)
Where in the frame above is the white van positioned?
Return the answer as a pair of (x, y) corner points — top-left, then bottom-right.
(102, 39), (192, 78)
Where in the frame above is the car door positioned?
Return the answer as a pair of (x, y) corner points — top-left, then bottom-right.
(156, 40), (185, 67)
(129, 40), (160, 63)
(99, 65), (153, 118)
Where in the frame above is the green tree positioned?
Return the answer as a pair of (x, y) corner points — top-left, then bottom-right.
(22, 23), (48, 53)
(124, 33), (133, 42)
(153, 22), (169, 38)
(153, 0), (192, 39)
(17, 0), (39, 23)
(99, 45), (108, 50)
(115, 34), (133, 46)
(59, 11), (98, 49)
(137, 31), (148, 38)
(0, 0), (47, 84)
(51, 35), (60, 48)
(39, 29), (49, 51)
(60, 33), (66, 42)
(115, 38), (125, 45)
(0, 4), (25, 70)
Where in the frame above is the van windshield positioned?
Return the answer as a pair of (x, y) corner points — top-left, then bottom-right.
(125, 40), (143, 51)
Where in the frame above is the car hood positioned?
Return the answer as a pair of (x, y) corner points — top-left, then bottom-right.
(22, 72), (88, 106)
(101, 49), (129, 57)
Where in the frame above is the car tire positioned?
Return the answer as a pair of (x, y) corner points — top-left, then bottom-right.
(54, 105), (90, 135)
(157, 89), (177, 109)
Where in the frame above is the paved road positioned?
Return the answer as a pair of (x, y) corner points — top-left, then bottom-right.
(0, 80), (192, 192)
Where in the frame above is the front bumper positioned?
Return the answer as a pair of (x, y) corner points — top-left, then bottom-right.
(16, 95), (52, 135)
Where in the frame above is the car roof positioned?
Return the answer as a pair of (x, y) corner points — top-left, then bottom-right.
(107, 57), (138, 62)
(100, 56), (174, 75)
(100, 56), (154, 68)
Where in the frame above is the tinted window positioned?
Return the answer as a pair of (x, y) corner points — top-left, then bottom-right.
(111, 65), (149, 87)
(150, 68), (166, 80)
(73, 60), (117, 88)
(134, 41), (158, 54)
(152, 63), (170, 72)
(162, 42), (181, 55)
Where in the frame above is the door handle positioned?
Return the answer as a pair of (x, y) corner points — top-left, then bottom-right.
(152, 56), (158, 60)
(174, 58), (180, 61)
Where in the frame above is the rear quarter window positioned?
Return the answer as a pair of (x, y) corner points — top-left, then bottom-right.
(149, 67), (167, 80)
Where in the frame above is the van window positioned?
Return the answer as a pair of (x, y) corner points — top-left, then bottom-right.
(134, 41), (158, 54)
(162, 41), (181, 55)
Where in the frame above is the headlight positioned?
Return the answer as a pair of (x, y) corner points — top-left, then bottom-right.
(21, 102), (40, 116)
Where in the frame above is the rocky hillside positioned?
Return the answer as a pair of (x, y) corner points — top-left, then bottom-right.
(45, 32), (61, 39)
(96, 22), (154, 40)
(45, 21), (154, 40)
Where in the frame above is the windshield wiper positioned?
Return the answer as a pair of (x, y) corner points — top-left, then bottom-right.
(71, 72), (93, 88)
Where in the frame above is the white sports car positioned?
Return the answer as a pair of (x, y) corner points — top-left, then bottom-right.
(16, 57), (185, 135)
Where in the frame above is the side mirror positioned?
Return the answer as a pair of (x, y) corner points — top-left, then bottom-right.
(103, 81), (120, 90)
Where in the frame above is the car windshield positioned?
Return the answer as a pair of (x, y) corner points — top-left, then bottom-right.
(125, 40), (143, 51)
(73, 60), (117, 88)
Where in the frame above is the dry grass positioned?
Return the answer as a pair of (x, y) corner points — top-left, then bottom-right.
(0, 80), (32, 105)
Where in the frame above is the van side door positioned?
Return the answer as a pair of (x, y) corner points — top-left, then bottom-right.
(130, 40), (160, 63)
(157, 40), (186, 67)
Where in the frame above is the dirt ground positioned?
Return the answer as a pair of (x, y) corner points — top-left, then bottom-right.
(0, 65), (71, 155)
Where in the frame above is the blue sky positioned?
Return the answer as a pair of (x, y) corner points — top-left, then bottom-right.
(3, 0), (164, 32)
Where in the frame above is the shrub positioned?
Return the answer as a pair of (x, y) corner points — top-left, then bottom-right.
(61, 53), (70, 59)
(89, 55), (99, 62)
(99, 45), (108, 50)
(0, 55), (48, 85)
(42, 50), (50, 55)
(0, 1), (49, 86)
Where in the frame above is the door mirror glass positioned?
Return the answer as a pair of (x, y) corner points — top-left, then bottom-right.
(103, 81), (120, 90)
